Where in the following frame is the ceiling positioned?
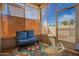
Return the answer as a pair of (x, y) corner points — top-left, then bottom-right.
(30, 3), (48, 8)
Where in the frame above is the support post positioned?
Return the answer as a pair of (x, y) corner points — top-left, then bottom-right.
(55, 4), (58, 46)
(0, 3), (2, 52)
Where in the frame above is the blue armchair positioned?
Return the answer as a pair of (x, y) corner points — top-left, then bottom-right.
(16, 30), (39, 46)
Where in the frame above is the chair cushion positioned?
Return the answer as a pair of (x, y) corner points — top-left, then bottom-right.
(28, 37), (37, 42)
(19, 40), (30, 45)
(17, 31), (28, 40)
(27, 30), (34, 38)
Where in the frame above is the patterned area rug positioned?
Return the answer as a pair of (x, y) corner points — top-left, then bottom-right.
(14, 50), (34, 56)
(12, 42), (79, 56)
(14, 43), (64, 56)
(15, 43), (48, 56)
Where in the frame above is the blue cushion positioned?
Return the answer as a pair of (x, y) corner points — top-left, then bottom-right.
(28, 37), (38, 43)
(17, 31), (27, 40)
(27, 30), (34, 38)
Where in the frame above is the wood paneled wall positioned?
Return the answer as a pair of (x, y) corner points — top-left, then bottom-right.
(1, 15), (40, 38)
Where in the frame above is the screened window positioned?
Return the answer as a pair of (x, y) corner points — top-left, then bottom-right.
(42, 4), (56, 36)
(2, 4), (8, 15)
(42, 5), (48, 34)
(8, 4), (24, 18)
(58, 8), (75, 43)
(25, 4), (38, 19)
(15, 3), (24, 7)
(58, 3), (76, 11)
(47, 4), (56, 36)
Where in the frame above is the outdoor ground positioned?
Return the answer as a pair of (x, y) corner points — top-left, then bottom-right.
(58, 28), (75, 43)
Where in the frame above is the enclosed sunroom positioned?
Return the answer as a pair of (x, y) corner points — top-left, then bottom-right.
(0, 3), (79, 56)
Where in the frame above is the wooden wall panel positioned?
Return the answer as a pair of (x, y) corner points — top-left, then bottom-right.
(8, 16), (25, 37)
(1, 16), (40, 38)
(25, 19), (40, 35)
(2, 16), (8, 38)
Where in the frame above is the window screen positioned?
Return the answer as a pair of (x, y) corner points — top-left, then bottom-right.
(25, 4), (38, 19)
(58, 8), (76, 43)
(8, 4), (24, 18)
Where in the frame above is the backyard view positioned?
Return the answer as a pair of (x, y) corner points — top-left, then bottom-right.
(42, 4), (76, 46)
(58, 7), (75, 43)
